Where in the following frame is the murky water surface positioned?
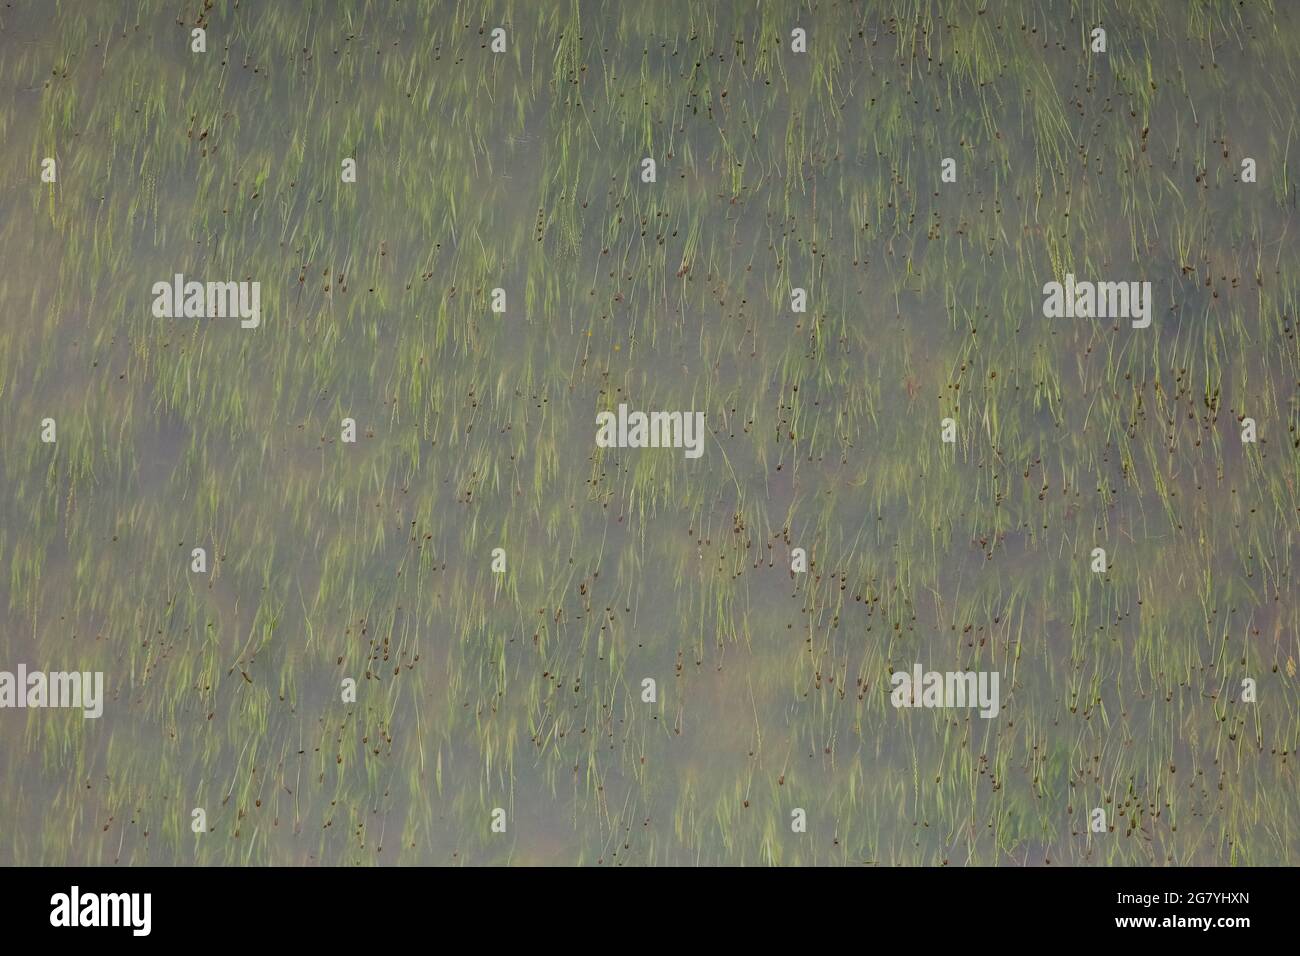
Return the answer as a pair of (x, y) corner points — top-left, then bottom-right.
(0, 1), (1296, 865)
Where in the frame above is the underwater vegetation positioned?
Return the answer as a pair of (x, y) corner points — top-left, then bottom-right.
(0, 0), (1296, 866)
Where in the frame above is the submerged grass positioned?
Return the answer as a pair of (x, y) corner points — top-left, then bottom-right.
(0, 0), (1296, 865)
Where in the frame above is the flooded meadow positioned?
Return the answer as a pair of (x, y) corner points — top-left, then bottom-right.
(0, 0), (1297, 865)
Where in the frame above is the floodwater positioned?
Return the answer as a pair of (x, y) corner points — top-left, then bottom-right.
(0, 1), (1296, 865)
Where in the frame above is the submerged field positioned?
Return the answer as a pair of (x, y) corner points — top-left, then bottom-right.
(0, 0), (1296, 865)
